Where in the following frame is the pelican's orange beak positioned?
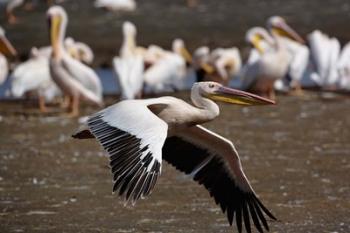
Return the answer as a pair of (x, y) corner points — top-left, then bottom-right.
(273, 21), (305, 44)
(0, 36), (17, 57)
(210, 86), (276, 106)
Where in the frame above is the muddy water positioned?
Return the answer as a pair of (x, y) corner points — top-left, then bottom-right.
(0, 93), (350, 233)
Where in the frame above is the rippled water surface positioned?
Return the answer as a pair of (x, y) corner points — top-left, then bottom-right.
(0, 93), (350, 233)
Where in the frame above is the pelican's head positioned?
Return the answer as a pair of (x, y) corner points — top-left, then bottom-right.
(172, 38), (192, 64)
(246, 27), (273, 54)
(0, 26), (17, 57)
(267, 16), (305, 44)
(194, 82), (275, 106)
(123, 21), (137, 37)
(193, 46), (215, 74)
(47, 6), (68, 56)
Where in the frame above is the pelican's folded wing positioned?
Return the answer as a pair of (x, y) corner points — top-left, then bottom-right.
(162, 125), (276, 233)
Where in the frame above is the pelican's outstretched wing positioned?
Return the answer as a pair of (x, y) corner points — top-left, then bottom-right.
(87, 100), (168, 204)
(162, 125), (276, 233)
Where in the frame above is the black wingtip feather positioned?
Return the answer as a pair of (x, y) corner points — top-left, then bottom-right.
(88, 115), (161, 205)
(247, 200), (264, 233)
(242, 202), (252, 233)
(254, 196), (277, 221)
(236, 205), (242, 233)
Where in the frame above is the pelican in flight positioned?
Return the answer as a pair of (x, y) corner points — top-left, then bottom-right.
(47, 6), (103, 116)
(73, 81), (277, 233)
(241, 27), (292, 99)
(0, 26), (17, 85)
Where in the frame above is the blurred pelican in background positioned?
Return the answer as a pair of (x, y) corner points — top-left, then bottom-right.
(143, 38), (191, 93)
(113, 21), (144, 100)
(307, 30), (341, 89)
(5, 0), (24, 24)
(337, 42), (350, 90)
(94, 0), (136, 12)
(0, 26), (17, 85)
(193, 46), (241, 86)
(266, 16), (309, 94)
(241, 27), (292, 99)
(64, 37), (94, 65)
(5, 0), (60, 24)
(10, 38), (95, 112)
(47, 6), (103, 116)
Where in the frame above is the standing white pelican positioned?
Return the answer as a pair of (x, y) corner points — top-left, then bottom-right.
(94, 0), (136, 12)
(73, 82), (277, 233)
(114, 21), (144, 100)
(48, 6), (103, 116)
(143, 39), (191, 93)
(10, 38), (93, 112)
(337, 42), (350, 90)
(192, 46), (241, 85)
(266, 16), (309, 93)
(64, 37), (95, 65)
(10, 49), (61, 111)
(241, 27), (292, 99)
(0, 26), (17, 85)
(307, 30), (341, 89)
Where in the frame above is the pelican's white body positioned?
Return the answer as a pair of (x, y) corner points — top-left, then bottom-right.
(94, 0), (136, 11)
(0, 53), (8, 85)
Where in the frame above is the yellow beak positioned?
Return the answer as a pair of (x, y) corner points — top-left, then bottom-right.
(209, 86), (275, 106)
(180, 46), (193, 64)
(201, 62), (215, 74)
(49, 15), (62, 57)
(251, 35), (265, 54)
(272, 23), (305, 44)
(0, 36), (17, 57)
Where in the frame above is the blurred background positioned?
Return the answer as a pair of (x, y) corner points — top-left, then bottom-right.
(2, 0), (350, 66)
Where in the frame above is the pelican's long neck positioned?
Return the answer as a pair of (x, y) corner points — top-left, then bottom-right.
(122, 32), (136, 55)
(51, 15), (67, 59)
(191, 86), (220, 124)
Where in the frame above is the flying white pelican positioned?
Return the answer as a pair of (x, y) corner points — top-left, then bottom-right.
(47, 6), (103, 116)
(73, 81), (277, 233)
(94, 0), (136, 12)
(266, 16), (309, 93)
(241, 27), (292, 99)
(0, 26), (17, 85)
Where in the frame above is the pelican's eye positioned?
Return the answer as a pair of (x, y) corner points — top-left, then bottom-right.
(209, 83), (215, 88)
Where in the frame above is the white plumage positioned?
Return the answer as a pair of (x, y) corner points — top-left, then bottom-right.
(94, 0), (136, 11)
(73, 82), (277, 232)
(48, 6), (103, 115)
